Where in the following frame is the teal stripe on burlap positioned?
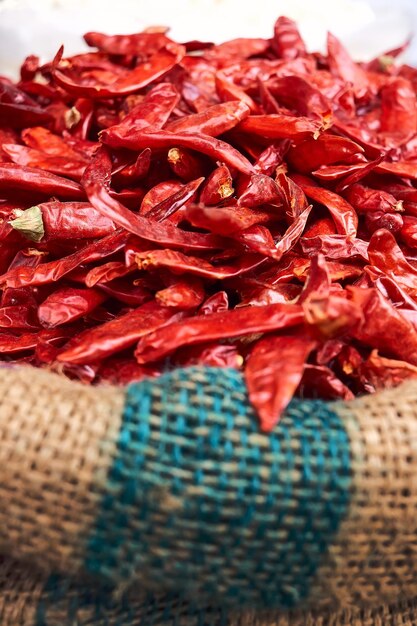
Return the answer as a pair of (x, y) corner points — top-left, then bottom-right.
(83, 367), (351, 610)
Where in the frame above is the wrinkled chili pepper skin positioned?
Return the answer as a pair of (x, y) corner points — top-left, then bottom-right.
(58, 301), (186, 364)
(10, 202), (116, 242)
(245, 335), (317, 432)
(4, 16), (417, 430)
(134, 303), (304, 363)
(0, 163), (85, 199)
(38, 287), (106, 327)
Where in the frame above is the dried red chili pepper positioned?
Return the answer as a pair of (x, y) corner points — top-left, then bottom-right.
(167, 147), (205, 182)
(272, 16), (306, 60)
(238, 114), (322, 140)
(86, 183), (223, 250)
(0, 163), (85, 199)
(287, 134), (364, 174)
(155, 279), (205, 309)
(296, 179), (358, 237)
(52, 43), (185, 98)
(146, 177), (204, 222)
(9, 202), (115, 242)
(199, 165), (234, 205)
(3, 14), (417, 430)
(58, 301), (186, 364)
(38, 287), (106, 327)
(186, 203), (271, 235)
(102, 129), (254, 175)
(0, 230), (128, 288)
(245, 335), (317, 432)
(134, 303), (304, 364)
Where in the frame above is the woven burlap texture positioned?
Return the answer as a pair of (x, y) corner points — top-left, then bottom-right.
(0, 366), (124, 573)
(1, 555), (417, 626)
(2, 366), (417, 624)
(307, 382), (417, 609)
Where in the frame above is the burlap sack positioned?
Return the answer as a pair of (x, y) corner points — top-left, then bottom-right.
(1, 364), (417, 625)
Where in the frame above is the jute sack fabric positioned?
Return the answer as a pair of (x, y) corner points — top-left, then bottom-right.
(1, 364), (417, 624)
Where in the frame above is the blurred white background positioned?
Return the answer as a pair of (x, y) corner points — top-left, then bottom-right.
(0, 0), (416, 77)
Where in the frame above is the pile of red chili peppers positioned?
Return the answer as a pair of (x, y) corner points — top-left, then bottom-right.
(2, 18), (417, 430)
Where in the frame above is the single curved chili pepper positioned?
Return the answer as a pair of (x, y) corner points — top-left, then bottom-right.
(327, 32), (369, 97)
(96, 278), (152, 307)
(245, 335), (317, 431)
(272, 16), (306, 60)
(135, 248), (263, 280)
(38, 287), (107, 327)
(287, 134), (364, 173)
(296, 179), (358, 237)
(9, 202), (115, 242)
(185, 202), (271, 235)
(52, 43), (185, 98)
(20, 54), (40, 81)
(104, 83), (180, 141)
(84, 261), (135, 287)
(134, 302), (304, 364)
(205, 37), (270, 61)
(84, 31), (172, 56)
(21, 127), (89, 162)
(101, 129), (255, 175)
(2, 144), (87, 182)
(254, 142), (289, 176)
(112, 148), (152, 186)
(237, 114), (322, 140)
(0, 163), (85, 199)
(164, 100), (251, 136)
(140, 180), (183, 215)
(58, 300), (186, 364)
(0, 229), (128, 288)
